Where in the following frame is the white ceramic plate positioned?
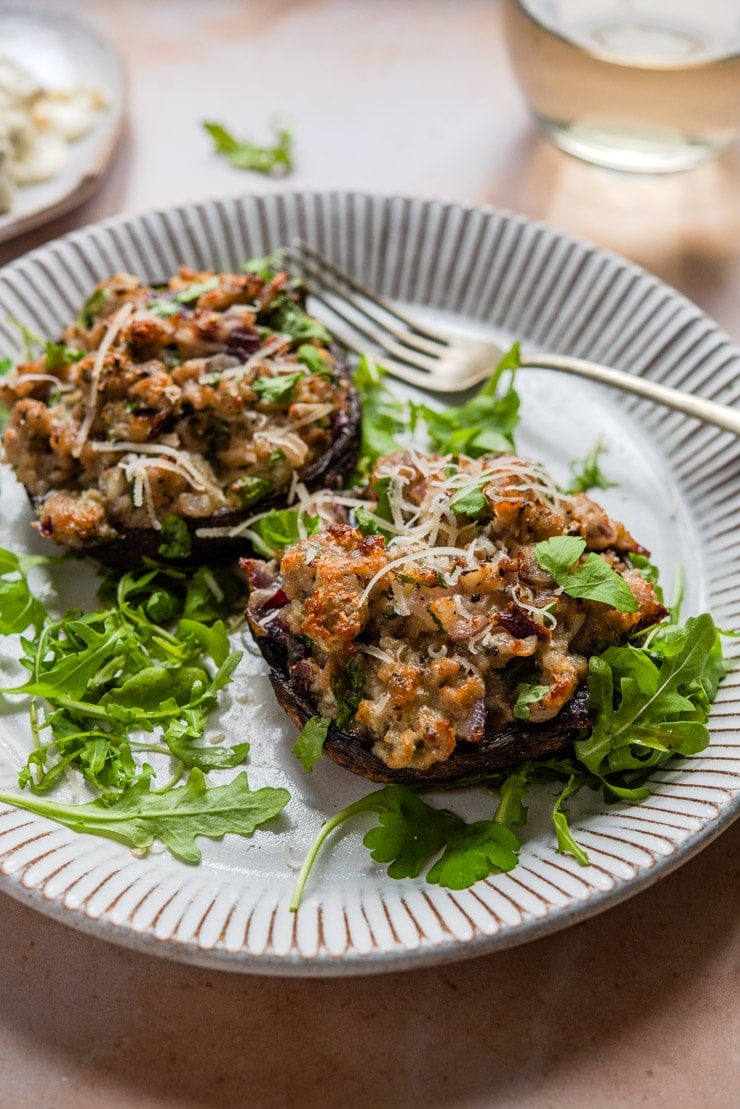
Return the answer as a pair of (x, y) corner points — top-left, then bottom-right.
(0, 0), (124, 244)
(0, 192), (738, 976)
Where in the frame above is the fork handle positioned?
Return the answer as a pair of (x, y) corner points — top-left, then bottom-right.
(524, 352), (740, 437)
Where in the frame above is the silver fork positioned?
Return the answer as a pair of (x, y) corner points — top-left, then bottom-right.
(284, 239), (740, 437)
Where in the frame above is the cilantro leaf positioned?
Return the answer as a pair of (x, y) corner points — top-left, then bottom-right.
(0, 769), (288, 863)
(567, 438), (617, 494)
(293, 716), (331, 772)
(535, 535), (638, 612)
(203, 121), (293, 176)
(252, 371), (304, 403)
(363, 787), (463, 879)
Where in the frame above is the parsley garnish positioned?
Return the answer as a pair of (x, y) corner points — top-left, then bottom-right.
(265, 294), (331, 343)
(535, 535), (637, 612)
(174, 277), (220, 304)
(147, 298), (182, 319)
(331, 659), (366, 728)
(293, 716), (331, 772)
(203, 121), (293, 176)
(290, 785), (520, 909)
(567, 438), (617, 495)
(252, 371), (304, 403)
(157, 514), (192, 559)
(77, 287), (110, 328)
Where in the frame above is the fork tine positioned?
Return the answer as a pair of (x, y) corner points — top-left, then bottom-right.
(287, 240), (450, 354)
(298, 277), (441, 373)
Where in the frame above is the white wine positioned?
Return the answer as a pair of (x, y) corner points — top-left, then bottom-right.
(503, 0), (740, 172)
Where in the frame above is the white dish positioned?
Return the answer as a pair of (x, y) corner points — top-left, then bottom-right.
(0, 0), (124, 244)
(0, 191), (738, 976)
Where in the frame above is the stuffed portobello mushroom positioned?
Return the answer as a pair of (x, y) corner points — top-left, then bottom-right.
(0, 265), (360, 565)
(243, 449), (667, 784)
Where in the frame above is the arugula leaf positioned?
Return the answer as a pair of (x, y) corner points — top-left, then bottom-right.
(410, 342), (521, 457)
(567, 439), (617, 495)
(203, 121), (293, 176)
(247, 508), (320, 557)
(77, 287), (110, 328)
(351, 356), (408, 482)
(353, 505), (393, 540)
(157, 514), (191, 559)
(576, 613), (722, 775)
(293, 716), (331, 772)
(252, 371), (304, 403)
(0, 769), (288, 863)
(551, 773), (590, 865)
(0, 549), (49, 634)
(163, 710), (249, 771)
(535, 535), (637, 612)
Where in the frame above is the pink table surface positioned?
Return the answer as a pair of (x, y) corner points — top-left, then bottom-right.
(0, 2), (738, 1106)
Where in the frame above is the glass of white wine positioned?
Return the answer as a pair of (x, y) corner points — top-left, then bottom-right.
(502, 0), (740, 172)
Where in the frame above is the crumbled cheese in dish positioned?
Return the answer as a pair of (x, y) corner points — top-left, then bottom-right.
(0, 54), (106, 214)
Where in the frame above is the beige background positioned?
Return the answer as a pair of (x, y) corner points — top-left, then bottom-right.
(0, 2), (738, 1106)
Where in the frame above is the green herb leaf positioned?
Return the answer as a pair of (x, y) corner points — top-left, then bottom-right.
(157, 514), (192, 559)
(410, 342), (521, 457)
(252, 371), (304, 403)
(535, 535), (638, 612)
(242, 251), (284, 280)
(203, 121), (293, 176)
(147, 298), (183, 319)
(0, 356), (14, 377)
(265, 294), (330, 343)
(512, 682), (550, 720)
(0, 769), (288, 863)
(247, 508), (320, 557)
(351, 356), (408, 481)
(426, 819), (520, 889)
(77, 287), (110, 328)
(44, 341), (85, 371)
(449, 482), (488, 518)
(293, 715), (331, 772)
(174, 277), (220, 304)
(363, 787), (463, 879)
(297, 343), (332, 378)
(567, 438), (617, 495)
(331, 659), (366, 728)
(232, 475), (272, 508)
(576, 613), (722, 776)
